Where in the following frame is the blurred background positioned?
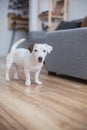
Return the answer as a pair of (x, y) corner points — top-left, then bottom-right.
(0, 0), (87, 56)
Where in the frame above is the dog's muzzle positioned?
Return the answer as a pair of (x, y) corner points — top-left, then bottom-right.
(38, 57), (43, 62)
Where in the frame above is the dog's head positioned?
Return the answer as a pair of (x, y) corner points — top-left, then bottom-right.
(28, 43), (53, 63)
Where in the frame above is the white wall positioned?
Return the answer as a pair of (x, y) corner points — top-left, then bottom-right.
(29, 0), (49, 31)
(67, 0), (87, 20)
(29, 0), (38, 31)
(0, 0), (28, 56)
(0, 0), (11, 56)
(40, 0), (49, 12)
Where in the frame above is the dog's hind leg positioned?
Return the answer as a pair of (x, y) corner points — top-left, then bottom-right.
(24, 68), (31, 86)
(5, 55), (13, 81)
(14, 64), (19, 80)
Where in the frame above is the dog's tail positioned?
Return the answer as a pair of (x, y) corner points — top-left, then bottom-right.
(11, 38), (25, 51)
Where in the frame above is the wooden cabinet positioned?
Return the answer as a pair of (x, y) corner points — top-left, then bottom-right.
(38, 0), (67, 31)
(8, 13), (28, 30)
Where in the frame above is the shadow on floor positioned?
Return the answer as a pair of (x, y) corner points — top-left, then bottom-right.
(48, 72), (87, 85)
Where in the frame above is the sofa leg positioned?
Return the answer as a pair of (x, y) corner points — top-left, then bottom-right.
(48, 71), (57, 76)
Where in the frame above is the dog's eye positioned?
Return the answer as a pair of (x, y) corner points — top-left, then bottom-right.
(43, 50), (46, 52)
(34, 49), (38, 52)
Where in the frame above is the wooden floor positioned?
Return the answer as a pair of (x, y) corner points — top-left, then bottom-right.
(0, 57), (87, 130)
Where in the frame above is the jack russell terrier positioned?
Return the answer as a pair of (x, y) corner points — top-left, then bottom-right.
(5, 39), (53, 86)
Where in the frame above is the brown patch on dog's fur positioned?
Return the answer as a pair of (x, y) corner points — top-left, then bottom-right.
(28, 44), (35, 53)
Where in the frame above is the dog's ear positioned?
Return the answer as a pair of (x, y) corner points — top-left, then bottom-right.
(44, 44), (53, 54)
(28, 44), (35, 53)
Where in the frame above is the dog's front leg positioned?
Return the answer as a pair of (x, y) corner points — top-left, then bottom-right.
(35, 70), (42, 85)
(24, 68), (31, 86)
(6, 69), (10, 81)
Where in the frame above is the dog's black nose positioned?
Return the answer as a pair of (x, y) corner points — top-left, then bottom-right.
(38, 57), (43, 62)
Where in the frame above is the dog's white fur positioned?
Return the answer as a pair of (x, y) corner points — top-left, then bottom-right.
(5, 39), (53, 86)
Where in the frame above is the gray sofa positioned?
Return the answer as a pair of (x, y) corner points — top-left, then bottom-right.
(45, 27), (87, 80)
(28, 31), (46, 43)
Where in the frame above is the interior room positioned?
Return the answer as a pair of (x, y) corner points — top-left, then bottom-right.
(0, 0), (87, 130)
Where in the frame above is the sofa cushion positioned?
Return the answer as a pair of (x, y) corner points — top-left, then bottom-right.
(55, 21), (82, 30)
(81, 16), (87, 27)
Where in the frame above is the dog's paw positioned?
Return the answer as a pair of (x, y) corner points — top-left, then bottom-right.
(5, 76), (10, 81)
(25, 80), (31, 86)
(35, 80), (42, 85)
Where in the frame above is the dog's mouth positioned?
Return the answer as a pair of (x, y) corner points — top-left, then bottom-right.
(38, 61), (43, 63)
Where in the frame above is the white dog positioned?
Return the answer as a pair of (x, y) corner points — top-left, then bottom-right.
(5, 39), (53, 86)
